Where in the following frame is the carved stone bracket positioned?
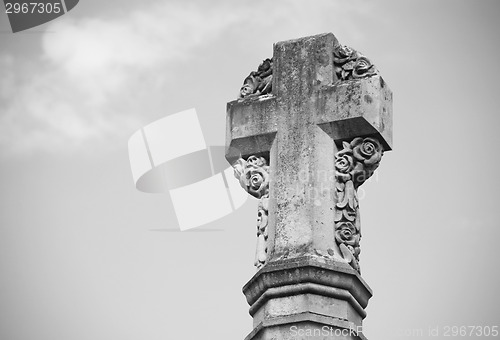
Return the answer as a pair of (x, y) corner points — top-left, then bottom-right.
(233, 156), (270, 269)
(334, 137), (383, 273)
(232, 138), (383, 272)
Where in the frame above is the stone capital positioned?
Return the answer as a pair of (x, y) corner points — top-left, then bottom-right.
(242, 256), (372, 340)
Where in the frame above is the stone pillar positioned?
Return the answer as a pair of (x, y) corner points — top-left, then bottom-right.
(226, 33), (393, 339)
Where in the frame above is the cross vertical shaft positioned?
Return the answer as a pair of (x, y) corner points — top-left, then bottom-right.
(270, 34), (340, 261)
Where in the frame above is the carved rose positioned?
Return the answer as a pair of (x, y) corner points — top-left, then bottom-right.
(352, 56), (376, 79)
(333, 43), (378, 81)
(238, 156), (269, 199)
(238, 58), (273, 99)
(334, 45), (354, 63)
(246, 169), (268, 198)
(351, 137), (383, 166)
(334, 143), (354, 183)
(334, 137), (383, 188)
(233, 156), (269, 199)
(246, 155), (266, 167)
(335, 152), (354, 174)
(257, 58), (272, 74)
(334, 141), (355, 182)
(239, 84), (255, 98)
(335, 221), (360, 247)
(336, 222), (355, 243)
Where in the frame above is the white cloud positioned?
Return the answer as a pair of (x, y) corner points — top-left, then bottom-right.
(0, 2), (240, 155)
(0, 0), (378, 156)
(41, 2), (240, 95)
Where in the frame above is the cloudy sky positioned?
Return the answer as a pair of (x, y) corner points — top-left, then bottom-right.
(1, 1), (499, 339)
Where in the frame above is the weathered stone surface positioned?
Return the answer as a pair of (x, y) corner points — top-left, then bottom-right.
(225, 32), (393, 340)
(317, 75), (393, 150)
(243, 257), (372, 330)
(227, 33), (392, 268)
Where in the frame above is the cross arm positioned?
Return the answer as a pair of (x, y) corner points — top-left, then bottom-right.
(316, 75), (393, 151)
(225, 96), (278, 163)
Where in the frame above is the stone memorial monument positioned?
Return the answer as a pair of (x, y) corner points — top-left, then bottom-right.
(225, 33), (392, 340)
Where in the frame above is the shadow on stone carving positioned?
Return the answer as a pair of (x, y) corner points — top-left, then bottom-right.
(238, 58), (273, 99)
(333, 44), (378, 81)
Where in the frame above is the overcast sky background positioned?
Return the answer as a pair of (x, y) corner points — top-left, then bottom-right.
(1, 1), (499, 339)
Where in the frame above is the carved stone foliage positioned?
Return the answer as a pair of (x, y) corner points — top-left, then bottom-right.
(237, 42), (378, 98)
(333, 44), (378, 81)
(255, 195), (269, 269)
(233, 156), (270, 269)
(334, 137), (383, 273)
(238, 58), (273, 99)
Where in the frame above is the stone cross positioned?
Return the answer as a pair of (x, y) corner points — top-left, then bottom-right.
(226, 33), (392, 340)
